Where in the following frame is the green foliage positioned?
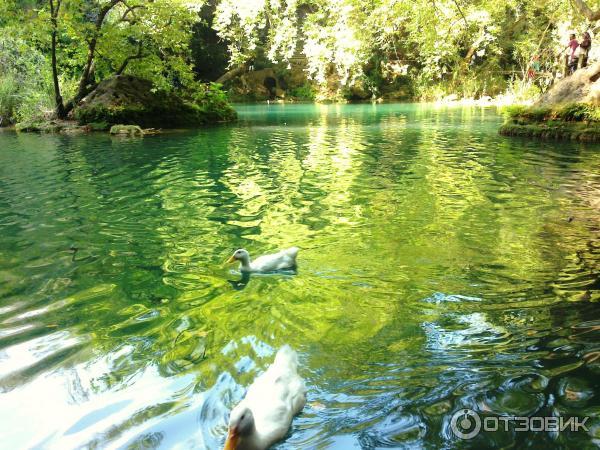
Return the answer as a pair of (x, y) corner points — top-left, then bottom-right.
(0, 35), (55, 124)
(504, 78), (542, 104)
(502, 104), (528, 118)
(191, 3), (230, 82)
(15, 119), (63, 133)
(289, 83), (316, 100)
(187, 82), (237, 121)
(500, 120), (600, 141)
(0, 0), (595, 112)
(555, 103), (594, 121)
(75, 103), (196, 128)
(0, 75), (18, 125)
(523, 107), (552, 122)
(504, 103), (600, 125)
(503, 105), (552, 123)
(74, 80), (235, 128)
(87, 121), (110, 131)
(501, 101), (600, 141)
(0, 0), (237, 128)
(209, 0), (582, 101)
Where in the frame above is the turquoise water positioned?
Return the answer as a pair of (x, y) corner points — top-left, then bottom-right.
(0, 103), (599, 449)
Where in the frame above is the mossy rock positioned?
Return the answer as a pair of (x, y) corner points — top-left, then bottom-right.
(499, 121), (600, 141)
(109, 124), (144, 136)
(15, 119), (88, 133)
(15, 120), (62, 133)
(74, 75), (236, 128)
(500, 99), (600, 141)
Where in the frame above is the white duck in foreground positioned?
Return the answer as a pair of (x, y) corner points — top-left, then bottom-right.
(227, 247), (299, 273)
(223, 345), (307, 450)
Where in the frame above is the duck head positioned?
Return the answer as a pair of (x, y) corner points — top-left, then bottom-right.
(227, 249), (251, 266)
(223, 406), (255, 450)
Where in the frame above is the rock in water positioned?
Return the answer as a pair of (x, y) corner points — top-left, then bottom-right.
(109, 124), (144, 136)
(74, 75), (236, 128)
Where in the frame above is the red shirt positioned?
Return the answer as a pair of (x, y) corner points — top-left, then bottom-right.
(569, 39), (579, 57)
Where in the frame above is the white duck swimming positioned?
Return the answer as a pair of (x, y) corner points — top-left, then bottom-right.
(227, 247), (299, 273)
(223, 345), (306, 450)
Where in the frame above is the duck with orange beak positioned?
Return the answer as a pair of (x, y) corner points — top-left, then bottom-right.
(223, 407), (255, 450)
(222, 345), (306, 450)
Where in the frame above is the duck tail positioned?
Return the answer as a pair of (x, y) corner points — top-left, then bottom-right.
(274, 344), (299, 371)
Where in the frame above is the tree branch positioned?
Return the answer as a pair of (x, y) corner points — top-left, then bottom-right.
(452, 0), (469, 28)
(65, 0), (124, 114)
(571, 0), (600, 21)
(116, 41), (146, 75)
(119, 2), (145, 24)
(216, 63), (249, 84)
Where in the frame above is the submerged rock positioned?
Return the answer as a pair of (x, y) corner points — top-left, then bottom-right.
(556, 377), (594, 408)
(109, 124), (144, 136)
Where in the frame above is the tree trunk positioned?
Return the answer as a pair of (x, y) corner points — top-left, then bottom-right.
(571, 0), (600, 21)
(49, 0), (66, 118)
(65, 0), (122, 114)
(216, 63), (249, 84)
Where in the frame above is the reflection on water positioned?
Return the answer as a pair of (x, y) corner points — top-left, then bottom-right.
(0, 103), (599, 449)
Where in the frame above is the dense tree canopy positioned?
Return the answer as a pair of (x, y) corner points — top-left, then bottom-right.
(0, 0), (599, 124)
(211, 0), (594, 99)
(0, 0), (211, 121)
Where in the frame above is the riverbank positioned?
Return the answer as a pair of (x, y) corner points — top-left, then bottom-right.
(3, 75), (237, 135)
(499, 103), (600, 142)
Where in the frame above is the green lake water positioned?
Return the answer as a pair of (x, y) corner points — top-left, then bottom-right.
(0, 103), (599, 449)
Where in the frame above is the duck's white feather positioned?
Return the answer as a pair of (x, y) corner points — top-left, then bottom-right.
(248, 247), (299, 272)
(230, 345), (306, 449)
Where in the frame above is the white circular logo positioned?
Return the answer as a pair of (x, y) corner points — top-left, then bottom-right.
(450, 408), (481, 439)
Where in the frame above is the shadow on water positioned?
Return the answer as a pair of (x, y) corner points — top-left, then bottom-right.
(0, 104), (598, 449)
(230, 268), (299, 290)
(228, 271), (251, 291)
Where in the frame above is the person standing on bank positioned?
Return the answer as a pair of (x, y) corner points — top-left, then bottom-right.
(580, 32), (592, 68)
(567, 33), (579, 74)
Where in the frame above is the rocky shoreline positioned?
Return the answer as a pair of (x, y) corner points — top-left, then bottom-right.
(499, 62), (600, 142)
(499, 120), (600, 141)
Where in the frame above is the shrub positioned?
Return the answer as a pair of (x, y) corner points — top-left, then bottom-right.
(0, 74), (18, 125)
(289, 82), (316, 100)
(502, 104), (528, 118)
(74, 80), (236, 128)
(523, 107), (551, 122)
(502, 105), (551, 123)
(505, 103), (600, 125)
(187, 81), (237, 122)
(554, 103), (593, 121)
(0, 35), (55, 125)
(87, 121), (110, 131)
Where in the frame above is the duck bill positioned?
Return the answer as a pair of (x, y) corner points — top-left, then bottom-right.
(223, 429), (240, 450)
(226, 255), (236, 264)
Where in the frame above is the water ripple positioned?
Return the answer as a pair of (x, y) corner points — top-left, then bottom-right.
(0, 104), (598, 448)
